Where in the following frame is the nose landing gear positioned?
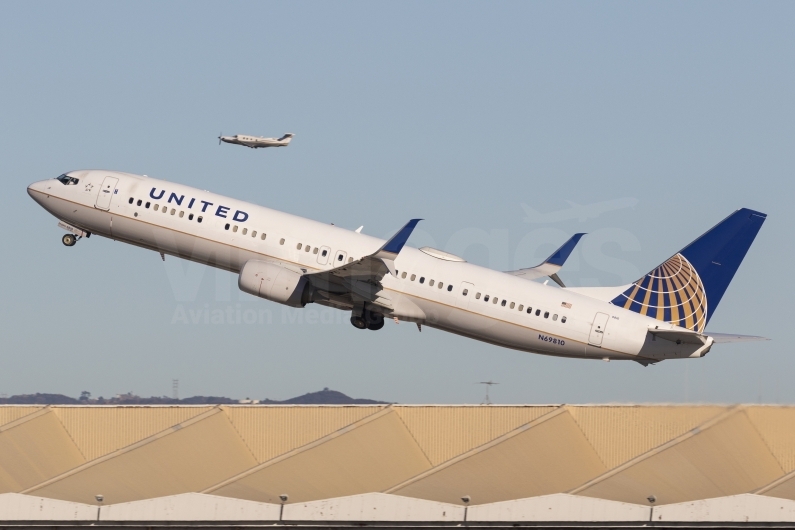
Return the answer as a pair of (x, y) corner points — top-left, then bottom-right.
(350, 309), (385, 331)
(62, 234), (77, 247)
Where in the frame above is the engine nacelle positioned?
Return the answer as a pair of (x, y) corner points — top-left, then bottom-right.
(238, 260), (314, 308)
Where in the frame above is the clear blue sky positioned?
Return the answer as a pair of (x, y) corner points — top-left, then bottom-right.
(1, 1), (792, 403)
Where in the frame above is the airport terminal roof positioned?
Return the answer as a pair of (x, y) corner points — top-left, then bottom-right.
(0, 403), (793, 512)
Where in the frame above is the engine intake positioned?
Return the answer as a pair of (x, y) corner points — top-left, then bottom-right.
(238, 260), (315, 308)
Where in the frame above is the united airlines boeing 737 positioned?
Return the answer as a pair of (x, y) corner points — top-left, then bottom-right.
(28, 171), (767, 365)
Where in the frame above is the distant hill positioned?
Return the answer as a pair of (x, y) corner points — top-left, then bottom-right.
(0, 389), (388, 405)
(262, 388), (389, 405)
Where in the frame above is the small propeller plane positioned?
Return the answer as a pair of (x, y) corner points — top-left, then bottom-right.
(218, 132), (294, 149)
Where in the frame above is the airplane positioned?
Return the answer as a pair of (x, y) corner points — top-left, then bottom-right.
(218, 132), (294, 149)
(521, 198), (639, 224)
(27, 170), (768, 365)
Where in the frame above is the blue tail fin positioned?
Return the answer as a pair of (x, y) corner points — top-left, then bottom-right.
(610, 208), (766, 332)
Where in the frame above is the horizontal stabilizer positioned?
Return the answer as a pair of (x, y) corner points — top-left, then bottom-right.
(506, 233), (586, 286)
(648, 328), (708, 345)
(707, 332), (770, 343)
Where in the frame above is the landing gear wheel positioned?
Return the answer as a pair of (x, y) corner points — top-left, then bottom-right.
(365, 310), (385, 331)
(62, 234), (77, 247)
(350, 315), (367, 330)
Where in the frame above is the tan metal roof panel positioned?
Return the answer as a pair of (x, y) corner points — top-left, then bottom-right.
(0, 493), (96, 520)
(25, 408), (258, 504)
(282, 493), (464, 522)
(395, 405), (557, 466)
(0, 409), (85, 493)
(390, 409), (607, 505)
(467, 493), (650, 522)
(568, 405), (726, 468)
(653, 493), (795, 522)
(575, 409), (784, 505)
(53, 406), (214, 461)
(99, 492), (280, 521)
(223, 405), (383, 463)
(208, 409), (432, 504)
(745, 406), (795, 473)
(757, 469), (795, 501)
(0, 407), (46, 427)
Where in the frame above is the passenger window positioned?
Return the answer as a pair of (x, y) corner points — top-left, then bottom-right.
(171, 209), (176, 215)
(251, 230), (257, 237)
(419, 277), (425, 284)
(224, 223), (230, 230)
(429, 280), (435, 286)
(462, 288), (468, 296)
(297, 243), (302, 250)
(401, 272), (407, 279)
(197, 216), (203, 223)
(553, 314), (558, 321)
(447, 285), (453, 291)
(438, 282), (444, 289)
(136, 199), (142, 206)
(321, 249), (328, 257)
(154, 204), (159, 211)
(313, 247), (318, 254)
(305, 246), (310, 252)
(410, 274), (416, 281)
(510, 302), (515, 309)
(535, 309), (541, 316)
(498, 299), (504, 306)
(280, 238), (285, 245)
(527, 307), (532, 314)
(146, 202), (151, 208)
(179, 211), (184, 218)
(337, 254), (343, 261)
(484, 295), (489, 302)
(261, 233), (266, 240)
(348, 257), (353, 263)
(189, 213), (194, 220)
(163, 208), (168, 214)
(242, 228), (247, 235)
(232, 225), (238, 232)
(561, 316), (567, 323)
(544, 311), (549, 318)
(128, 197), (134, 204)
(475, 292), (481, 299)
(518, 305), (523, 311)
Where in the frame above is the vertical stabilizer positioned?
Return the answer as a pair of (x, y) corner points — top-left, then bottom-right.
(610, 208), (766, 331)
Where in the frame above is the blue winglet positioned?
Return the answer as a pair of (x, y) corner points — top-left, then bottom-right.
(544, 233), (586, 266)
(379, 219), (423, 255)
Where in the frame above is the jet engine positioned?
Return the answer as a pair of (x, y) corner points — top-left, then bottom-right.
(238, 260), (316, 308)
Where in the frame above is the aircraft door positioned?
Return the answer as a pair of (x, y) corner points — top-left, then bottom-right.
(456, 282), (475, 309)
(95, 177), (118, 210)
(588, 312), (610, 346)
(317, 245), (331, 265)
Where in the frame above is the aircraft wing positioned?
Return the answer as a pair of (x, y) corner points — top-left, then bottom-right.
(505, 233), (585, 287)
(303, 219), (422, 310)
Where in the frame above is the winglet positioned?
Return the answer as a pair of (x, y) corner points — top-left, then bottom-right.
(544, 233), (586, 266)
(377, 219), (422, 257)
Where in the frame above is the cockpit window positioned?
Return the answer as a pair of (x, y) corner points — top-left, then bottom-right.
(56, 174), (79, 185)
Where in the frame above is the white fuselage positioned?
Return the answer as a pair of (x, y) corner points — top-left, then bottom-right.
(27, 170), (711, 364)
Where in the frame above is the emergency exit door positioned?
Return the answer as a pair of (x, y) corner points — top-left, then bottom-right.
(95, 177), (118, 210)
(589, 313), (610, 346)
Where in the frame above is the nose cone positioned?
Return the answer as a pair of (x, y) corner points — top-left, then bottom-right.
(27, 180), (48, 204)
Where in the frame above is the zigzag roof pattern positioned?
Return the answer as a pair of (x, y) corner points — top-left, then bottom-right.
(0, 404), (792, 506)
